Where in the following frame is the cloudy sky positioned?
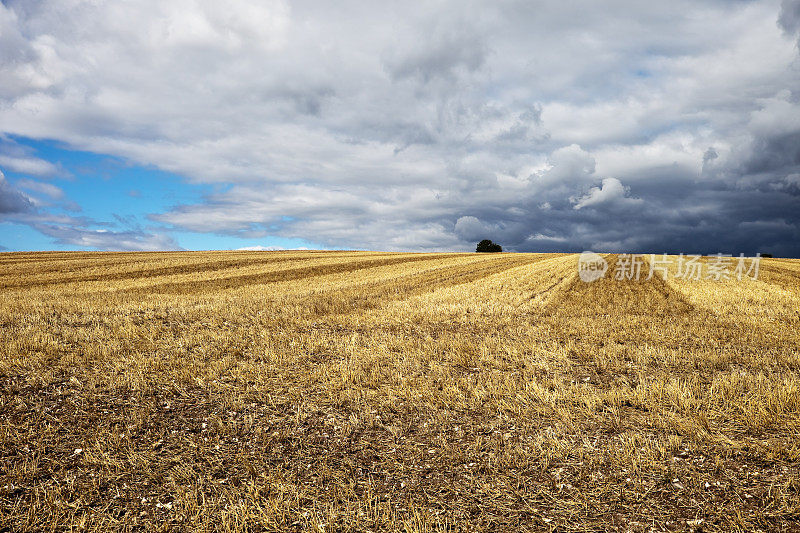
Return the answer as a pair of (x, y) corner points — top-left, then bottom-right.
(1, 0), (799, 255)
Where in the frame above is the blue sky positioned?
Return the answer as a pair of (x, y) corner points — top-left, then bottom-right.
(0, 136), (323, 251)
(1, 0), (799, 255)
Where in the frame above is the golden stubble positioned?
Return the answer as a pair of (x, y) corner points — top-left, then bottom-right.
(1, 251), (798, 531)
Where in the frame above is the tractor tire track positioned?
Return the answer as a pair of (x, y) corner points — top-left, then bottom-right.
(304, 254), (548, 314)
(119, 254), (466, 295)
(0, 252), (388, 290)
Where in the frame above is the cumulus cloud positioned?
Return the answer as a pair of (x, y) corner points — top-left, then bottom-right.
(0, 0), (798, 254)
(572, 178), (642, 210)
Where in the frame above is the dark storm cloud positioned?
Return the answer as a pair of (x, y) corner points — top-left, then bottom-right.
(1, 0), (799, 254)
(0, 172), (34, 214)
(779, 0), (800, 42)
(742, 130), (800, 176)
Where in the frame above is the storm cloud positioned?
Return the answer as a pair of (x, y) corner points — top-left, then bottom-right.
(0, 171), (33, 215)
(0, 0), (799, 254)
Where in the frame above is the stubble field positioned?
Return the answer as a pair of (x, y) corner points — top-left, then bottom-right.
(1, 250), (799, 532)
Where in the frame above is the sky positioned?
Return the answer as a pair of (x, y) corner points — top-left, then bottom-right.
(0, 0), (799, 255)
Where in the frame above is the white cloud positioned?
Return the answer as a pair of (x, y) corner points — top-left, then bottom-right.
(0, 154), (60, 176)
(454, 216), (493, 242)
(15, 178), (64, 199)
(33, 224), (181, 251)
(572, 178), (642, 210)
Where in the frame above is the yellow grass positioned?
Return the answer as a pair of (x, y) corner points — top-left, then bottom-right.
(1, 251), (798, 531)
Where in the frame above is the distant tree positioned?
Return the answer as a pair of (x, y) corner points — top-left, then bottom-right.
(761, 253), (773, 258)
(476, 239), (502, 253)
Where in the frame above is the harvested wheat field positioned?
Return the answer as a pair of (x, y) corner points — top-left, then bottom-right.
(1, 250), (799, 532)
